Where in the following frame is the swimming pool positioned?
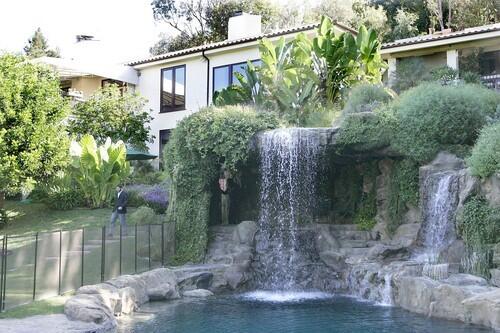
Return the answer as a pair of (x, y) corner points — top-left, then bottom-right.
(117, 291), (491, 333)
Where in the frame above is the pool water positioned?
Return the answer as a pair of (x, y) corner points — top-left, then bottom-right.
(117, 291), (492, 333)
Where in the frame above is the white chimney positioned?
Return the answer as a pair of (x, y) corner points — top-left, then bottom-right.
(228, 12), (262, 40)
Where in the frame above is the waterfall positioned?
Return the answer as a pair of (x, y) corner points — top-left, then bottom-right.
(379, 273), (393, 306)
(419, 172), (459, 263)
(253, 128), (322, 291)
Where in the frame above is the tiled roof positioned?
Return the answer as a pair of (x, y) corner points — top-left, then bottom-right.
(382, 23), (500, 49)
(129, 22), (355, 66)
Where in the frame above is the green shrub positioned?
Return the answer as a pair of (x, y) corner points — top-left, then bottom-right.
(467, 122), (500, 178)
(392, 57), (427, 93)
(46, 188), (85, 210)
(336, 107), (395, 152)
(461, 71), (482, 84)
(342, 83), (392, 115)
(130, 206), (159, 225)
(165, 105), (277, 263)
(458, 196), (500, 277)
(392, 83), (500, 162)
(429, 66), (458, 85)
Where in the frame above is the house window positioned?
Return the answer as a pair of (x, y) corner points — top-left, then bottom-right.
(212, 60), (260, 97)
(161, 65), (186, 112)
(159, 129), (171, 169)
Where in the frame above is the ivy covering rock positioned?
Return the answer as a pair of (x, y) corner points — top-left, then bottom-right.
(164, 105), (277, 263)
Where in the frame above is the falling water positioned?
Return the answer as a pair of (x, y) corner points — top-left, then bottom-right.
(254, 128), (322, 291)
(419, 172), (459, 263)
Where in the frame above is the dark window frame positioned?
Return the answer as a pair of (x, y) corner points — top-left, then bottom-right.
(160, 65), (186, 113)
(212, 59), (260, 98)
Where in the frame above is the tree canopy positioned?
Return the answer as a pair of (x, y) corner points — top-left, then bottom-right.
(23, 28), (60, 58)
(150, 0), (279, 55)
(151, 0), (499, 52)
(68, 85), (155, 149)
(0, 54), (69, 198)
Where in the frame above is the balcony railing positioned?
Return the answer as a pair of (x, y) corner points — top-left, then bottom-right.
(481, 74), (500, 92)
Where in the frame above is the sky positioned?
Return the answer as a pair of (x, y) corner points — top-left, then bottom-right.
(0, 0), (172, 63)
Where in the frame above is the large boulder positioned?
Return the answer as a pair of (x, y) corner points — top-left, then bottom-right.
(444, 274), (488, 287)
(429, 284), (470, 321)
(395, 276), (439, 315)
(367, 244), (409, 261)
(176, 271), (214, 291)
(76, 283), (121, 315)
(315, 225), (340, 253)
(105, 275), (148, 305)
(233, 221), (257, 246)
(64, 294), (117, 327)
(463, 289), (500, 330)
(389, 223), (420, 248)
(224, 264), (249, 290)
(182, 289), (214, 298)
(319, 251), (346, 271)
(148, 282), (180, 301)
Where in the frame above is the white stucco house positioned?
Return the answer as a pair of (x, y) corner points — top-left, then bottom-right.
(35, 13), (500, 163)
(127, 13), (353, 160)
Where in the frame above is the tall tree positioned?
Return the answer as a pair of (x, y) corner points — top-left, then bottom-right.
(150, 0), (279, 54)
(0, 54), (70, 207)
(23, 28), (60, 58)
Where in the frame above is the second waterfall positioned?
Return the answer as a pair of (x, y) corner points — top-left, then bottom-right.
(253, 128), (322, 291)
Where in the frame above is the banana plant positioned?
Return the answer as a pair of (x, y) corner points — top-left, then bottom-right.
(312, 15), (385, 103)
(69, 135), (130, 208)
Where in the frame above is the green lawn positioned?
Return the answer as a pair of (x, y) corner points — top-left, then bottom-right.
(2, 200), (137, 236)
(0, 295), (69, 319)
(0, 201), (173, 318)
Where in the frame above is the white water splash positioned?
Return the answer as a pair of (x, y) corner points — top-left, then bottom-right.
(240, 290), (333, 303)
(379, 274), (393, 306)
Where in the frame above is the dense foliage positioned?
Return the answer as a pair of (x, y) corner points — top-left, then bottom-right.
(164, 106), (277, 263)
(342, 83), (392, 115)
(69, 135), (130, 208)
(458, 196), (500, 277)
(313, 17), (385, 103)
(0, 54), (70, 200)
(150, 0), (278, 54)
(387, 159), (420, 234)
(215, 16), (385, 126)
(467, 122), (500, 178)
(392, 83), (500, 163)
(69, 85), (154, 149)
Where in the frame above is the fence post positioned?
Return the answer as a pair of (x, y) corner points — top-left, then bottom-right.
(81, 228), (85, 287)
(32, 233), (38, 301)
(101, 227), (106, 283)
(119, 226), (122, 276)
(148, 224), (151, 270)
(134, 224), (137, 273)
(161, 223), (165, 267)
(0, 236), (5, 312)
(58, 230), (62, 295)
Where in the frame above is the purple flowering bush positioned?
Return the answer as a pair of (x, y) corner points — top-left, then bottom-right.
(127, 184), (169, 214)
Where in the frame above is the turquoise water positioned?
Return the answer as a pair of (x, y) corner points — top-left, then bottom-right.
(118, 292), (492, 333)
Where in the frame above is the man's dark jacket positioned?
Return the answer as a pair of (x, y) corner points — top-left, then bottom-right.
(113, 191), (129, 214)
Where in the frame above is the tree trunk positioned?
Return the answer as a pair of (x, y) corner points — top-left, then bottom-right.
(0, 191), (4, 210)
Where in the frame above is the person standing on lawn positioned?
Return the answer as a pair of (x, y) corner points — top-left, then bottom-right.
(108, 184), (128, 237)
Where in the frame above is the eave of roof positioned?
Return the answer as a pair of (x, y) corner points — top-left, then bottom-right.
(381, 23), (500, 50)
(129, 22), (356, 67)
